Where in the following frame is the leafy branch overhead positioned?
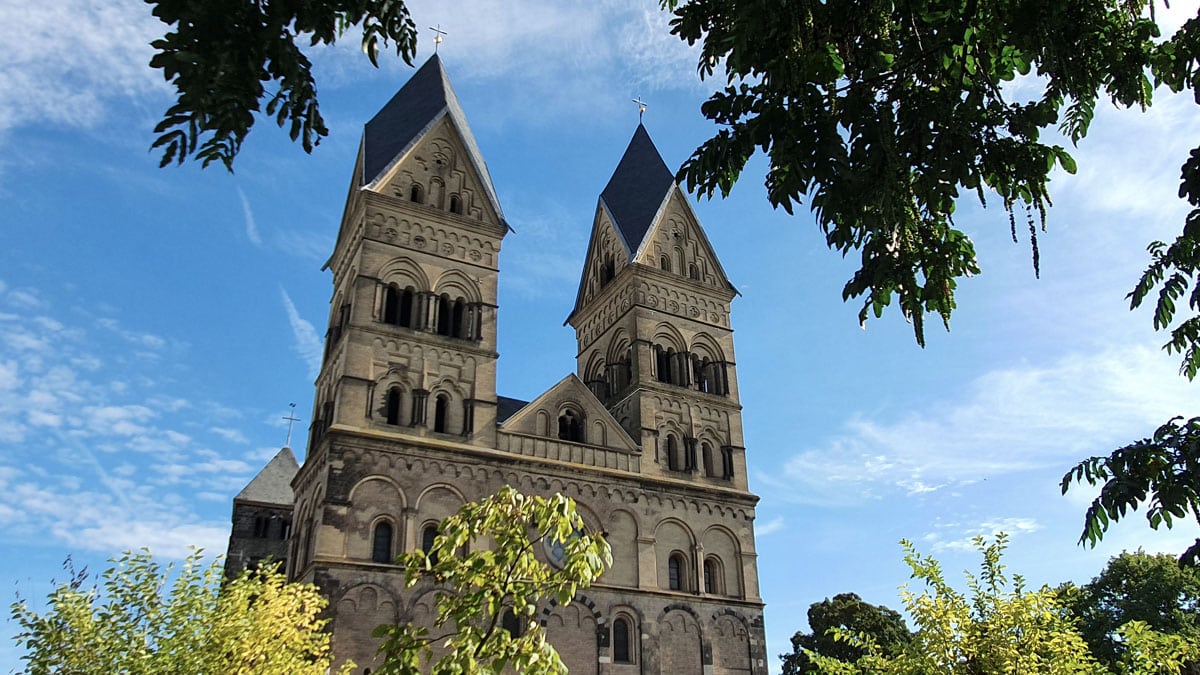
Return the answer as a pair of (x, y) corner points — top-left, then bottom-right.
(662, 0), (1200, 375)
(1062, 416), (1200, 566)
(146, 0), (418, 171)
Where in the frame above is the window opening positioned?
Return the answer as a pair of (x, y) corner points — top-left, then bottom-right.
(668, 554), (684, 590)
(613, 618), (632, 663)
(666, 436), (680, 471)
(383, 285), (400, 325)
(704, 558), (717, 593)
(436, 295), (452, 336)
(660, 255), (671, 272)
(502, 609), (522, 638)
(449, 194), (462, 214)
(385, 387), (402, 425)
(722, 446), (735, 480)
(410, 182), (424, 203)
(702, 442), (715, 477)
(422, 525), (439, 565)
(433, 394), (449, 433)
(557, 409), (584, 442)
(371, 522), (393, 563)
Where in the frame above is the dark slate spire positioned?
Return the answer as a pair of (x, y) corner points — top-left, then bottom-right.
(234, 446), (298, 506)
(600, 124), (676, 252)
(360, 54), (504, 222)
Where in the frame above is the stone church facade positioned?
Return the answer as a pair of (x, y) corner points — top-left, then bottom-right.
(227, 54), (768, 674)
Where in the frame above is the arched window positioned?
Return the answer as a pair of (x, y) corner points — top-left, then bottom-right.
(422, 524), (439, 565)
(385, 387), (402, 425)
(371, 522), (393, 563)
(451, 298), (466, 338)
(668, 553), (685, 591)
(449, 194), (462, 214)
(433, 394), (449, 433)
(704, 557), (722, 594)
(702, 442), (715, 477)
(436, 295), (452, 336)
(502, 609), (522, 638)
(557, 409), (584, 442)
(688, 263), (699, 280)
(399, 287), (415, 328)
(383, 285), (400, 324)
(666, 435), (680, 471)
(655, 346), (675, 384)
(410, 182), (425, 203)
(722, 446), (735, 480)
(600, 254), (615, 286)
(613, 617), (632, 663)
(660, 254), (671, 272)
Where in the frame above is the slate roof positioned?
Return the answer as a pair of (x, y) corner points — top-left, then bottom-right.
(600, 124), (677, 253)
(360, 54), (506, 226)
(496, 396), (529, 424)
(234, 447), (298, 506)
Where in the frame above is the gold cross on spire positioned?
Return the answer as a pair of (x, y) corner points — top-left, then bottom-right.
(632, 96), (648, 123)
(429, 24), (447, 53)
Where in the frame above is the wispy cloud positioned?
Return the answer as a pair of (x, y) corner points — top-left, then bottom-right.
(763, 344), (1196, 506)
(921, 517), (1042, 553)
(757, 516), (785, 537)
(0, 294), (261, 559)
(280, 289), (323, 379)
(238, 187), (263, 246)
(0, 0), (163, 137)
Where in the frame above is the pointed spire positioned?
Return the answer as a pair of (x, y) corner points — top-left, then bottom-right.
(600, 124), (676, 252)
(234, 447), (298, 506)
(360, 54), (505, 224)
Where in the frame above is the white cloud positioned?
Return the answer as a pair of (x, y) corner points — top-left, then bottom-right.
(0, 291), (267, 560)
(0, 0), (163, 137)
(281, 288), (324, 378)
(210, 427), (249, 444)
(238, 187), (263, 246)
(769, 344), (1196, 505)
(922, 517), (1042, 553)
(756, 516), (785, 537)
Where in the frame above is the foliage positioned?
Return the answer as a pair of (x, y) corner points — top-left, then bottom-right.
(10, 550), (349, 675)
(782, 592), (911, 675)
(1061, 416), (1200, 566)
(146, 0), (418, 171)
(806, 535), (1199, 674)
(661, 0), (1200, 378)
(1059, 550), (1200, 669)
(373, 486), (612, 674)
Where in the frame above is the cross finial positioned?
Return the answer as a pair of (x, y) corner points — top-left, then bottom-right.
(282, 403), (300, 448)
(632, 96), (648, 123)
(429, 24), (447, 53)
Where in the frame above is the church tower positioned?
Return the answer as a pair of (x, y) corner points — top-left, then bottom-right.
(271, 56), (767, 674)
(568, 125), (748, 492)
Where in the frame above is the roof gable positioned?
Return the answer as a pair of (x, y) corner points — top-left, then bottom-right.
(498, 374), (639, 452)
(360, 55), (506, 227)
(234, 447), (298, 506)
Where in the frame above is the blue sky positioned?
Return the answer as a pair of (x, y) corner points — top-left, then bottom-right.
(2, 0), (1199, 671)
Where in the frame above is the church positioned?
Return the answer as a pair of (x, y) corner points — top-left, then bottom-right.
(225, 54), (768, 674)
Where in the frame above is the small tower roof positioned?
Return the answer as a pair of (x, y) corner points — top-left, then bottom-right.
(233, 447), (298, 506)
(599, 124), (676, 252)
(360, 54), (505, 224)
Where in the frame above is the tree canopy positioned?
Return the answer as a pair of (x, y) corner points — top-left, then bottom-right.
(373, 486), (611, 674)
(10, 550), (349, 675)
(1059, 550), (1200, 670)
(782, 592), (912, 675)
(805, 536), (1200, 675)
